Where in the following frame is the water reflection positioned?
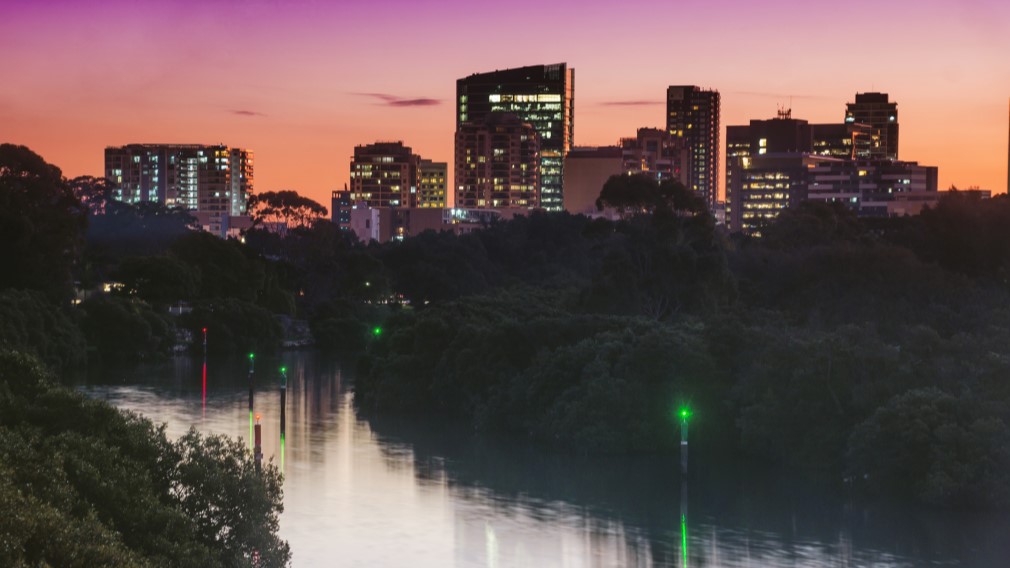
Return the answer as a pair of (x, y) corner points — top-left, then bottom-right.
(75, 354), (1009, 567)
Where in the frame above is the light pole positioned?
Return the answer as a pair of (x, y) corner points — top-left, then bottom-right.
(678, 406), (692, 475)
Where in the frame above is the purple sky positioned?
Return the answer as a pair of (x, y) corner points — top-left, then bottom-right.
(3, 0), (1009, 205)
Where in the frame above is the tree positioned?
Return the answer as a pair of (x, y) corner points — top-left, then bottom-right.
(0, 350), (291, 566)
(0, 144), (87, 299)
(595, 174), (706, 217)
(68, 175), (116, 215)
(249, 190), (328, 229)
(114, 255), (201, 306)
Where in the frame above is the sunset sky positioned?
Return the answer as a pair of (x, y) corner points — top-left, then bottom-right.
(3, 0), (1009, 207)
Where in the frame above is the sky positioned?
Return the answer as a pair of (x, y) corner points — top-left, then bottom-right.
(2, 0), (1010, 208)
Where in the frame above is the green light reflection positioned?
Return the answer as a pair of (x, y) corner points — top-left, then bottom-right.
(681, 513), (688, 568)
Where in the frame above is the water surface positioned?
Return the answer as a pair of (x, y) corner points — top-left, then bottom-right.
(77, 354), (1010, 567)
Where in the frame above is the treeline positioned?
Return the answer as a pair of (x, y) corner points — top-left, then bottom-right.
(0, 145), (296, 564)
(7, 144), (1010, 510)
(354, 179), (1010, 510)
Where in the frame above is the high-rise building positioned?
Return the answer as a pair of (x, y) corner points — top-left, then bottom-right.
(455, 113), (540, 209)
(845, 92), (898, 160)
(331, 188), (352, 232)
(349, 141), (446, 209)
(417, 159), (448, 208)
(563, 128), (691, 215)
(104, 144), (253, 236)
(456, 63), (574, 210)
(666, 86), (720, 208)
(620, 128), (691, 186)
(349, 141), (418, 208)
(727, 153), (836, 235)
(725, 111), (875, 227)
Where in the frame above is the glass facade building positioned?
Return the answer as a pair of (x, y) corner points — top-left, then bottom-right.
(456, 63), (574, 211)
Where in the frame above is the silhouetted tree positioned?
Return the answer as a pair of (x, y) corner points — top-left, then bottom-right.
(0, 144), (87, 299)
(249, 190), (327, 228)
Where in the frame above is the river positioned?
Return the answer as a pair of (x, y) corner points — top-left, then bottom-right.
(76, 353), (1010, 567)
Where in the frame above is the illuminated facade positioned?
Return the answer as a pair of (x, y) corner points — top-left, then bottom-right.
(104, 144), (253, 236)
(666, 86), (720, 208)
(725, 111), (874, 227)
(845, 92), (899, 160)
(456, 63), (574, 210)
(455, 114), (540, 209)
(620, 128), (690, 186)
(727, 153), (836, 235)
(417, 159), (448, 208)
(807, 159), (938, 217)
(349, 141), (445, 209)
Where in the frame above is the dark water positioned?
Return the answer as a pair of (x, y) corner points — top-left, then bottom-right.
(76, 353), (1010, 567)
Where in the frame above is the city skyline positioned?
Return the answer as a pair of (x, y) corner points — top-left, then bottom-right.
(3, 0), (1009, 209)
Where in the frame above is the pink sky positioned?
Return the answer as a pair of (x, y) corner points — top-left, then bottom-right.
(2, 0), (1009, 208)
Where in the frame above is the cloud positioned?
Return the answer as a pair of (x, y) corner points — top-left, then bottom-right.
(231, 109), (266, 117)
(598, 100), (663, 107)
(354, 92), (441, 107)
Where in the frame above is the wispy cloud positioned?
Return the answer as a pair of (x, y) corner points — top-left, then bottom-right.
(598, 100), (663, 107)
(354, 92), (441, 107)
(231, 109), (266, 117)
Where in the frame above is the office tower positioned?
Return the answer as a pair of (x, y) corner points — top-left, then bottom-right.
(564, 128), (691, 215)
(455, 113), (540, 209)
(620, 127), (691, 186)
(725, 110), (876, 227)
(456, 63), (574, 210)
(331, 188), (352, 231)
(348, 141), (414, 208)
(807, 159), (938, 217)
(727, 153), (838, 235)
(417, 159), (448, 208)
(666, 86), (720, 208)
(105, 144), (253, 236)
(845, 92), (899, 159)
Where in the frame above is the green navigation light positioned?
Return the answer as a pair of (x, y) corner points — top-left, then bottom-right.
(678, 407), (692, 422)
(249, 353), (255, 360)
(373, 326), (382, 337)
(280, 366), (287, 374)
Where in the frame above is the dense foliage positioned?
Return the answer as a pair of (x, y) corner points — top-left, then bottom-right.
(0, 351), (289, 566)
(355, 193), (1010, 509)
(7, 144), (1010, 511)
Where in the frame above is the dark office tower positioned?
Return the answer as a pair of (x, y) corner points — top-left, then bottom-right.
(456, 63), (574, 210)
(666, 86), (720, 208)
(455, 114), (540, 209)
(349, 141), (421, 208)
(845, 92), (898, 160)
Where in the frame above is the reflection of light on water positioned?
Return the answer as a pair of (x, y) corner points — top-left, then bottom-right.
(485, 522), (498, 568)
(76, 356), (973, 568)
